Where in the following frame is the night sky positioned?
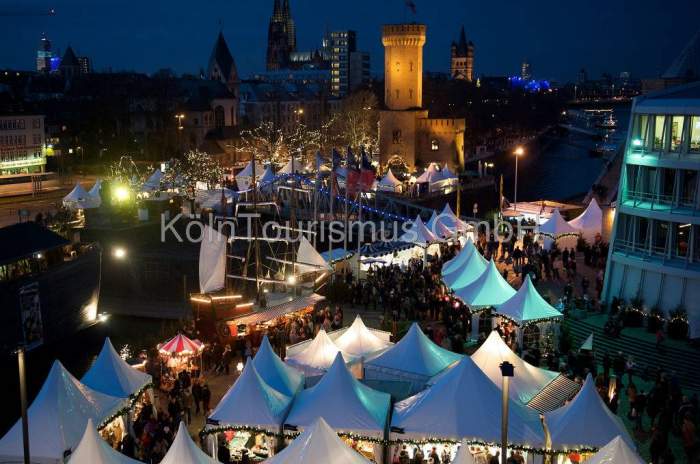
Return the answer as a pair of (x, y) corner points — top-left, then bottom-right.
(1, 0), (698, 82)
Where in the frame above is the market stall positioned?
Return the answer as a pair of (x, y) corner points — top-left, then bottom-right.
(376, 168), (403, 193)
(285, 329), (359, 378)
(236, 161), (266, 191)
(252, 335), (305, 396)
(583, 436), (644, 464)
(453, 260), (516, 309)
(63, 182), (99, 210)
(205, 362), (292, 462)
(333, 315), (393, 359)
(544, 375), (635, 457)
(567, 198), (603, 243)
(364, 323), (462, 394)
(0, 361), (127, 463)
(161, 422), (221, 464)
(266, 418), (373, 464)
(158, 334), (205, 383)
(67, 419), (141, 464)
(390, 357), (545, 462)
(284, 354), (391, 463)
(426, 211), (455, 240)
(442, 238), (487, 289)
(537, 209), (579, 250)
(398, 215), (440, 264)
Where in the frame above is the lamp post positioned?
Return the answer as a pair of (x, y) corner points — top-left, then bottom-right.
(499, 361), (514, 464)
(17, 347), (30, 464)
(513, 146), (524, 212)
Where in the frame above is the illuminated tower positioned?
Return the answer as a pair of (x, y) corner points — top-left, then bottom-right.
(36, 33), (52, 73)
(451, 26), (474, 82)
(382, 24), (426, 110)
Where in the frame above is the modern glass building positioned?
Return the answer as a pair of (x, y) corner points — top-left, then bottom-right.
(603, 82), (700, 337)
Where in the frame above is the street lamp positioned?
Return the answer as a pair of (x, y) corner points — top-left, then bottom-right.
(513, 146), (524, 212)
(499, 361), (514, 464)
(175, 113), (185, 130)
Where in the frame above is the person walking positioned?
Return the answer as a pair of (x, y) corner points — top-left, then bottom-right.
(201, 383), (212, 415)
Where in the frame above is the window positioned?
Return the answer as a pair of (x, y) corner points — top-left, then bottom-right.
(651, 220), (669, 255)
(409, 61), (413, 72)
(694, 226), (700, 262)
(679, 170), (697, 207)
(615, 214), (633, 247)
(635, 217), (649, 251)
(431, 139), (439, 151)
(670, 116), (684, 152)
(409, 89), (413, 100)
(653, 115), (666, 151)
(659, 168), (675, 203)
(32, 119), (40, 129)
(632, 114), (649, 150)
(673, 223), (690, 258)
(691, 116), (700, 153)
(392, 130), (402, 144)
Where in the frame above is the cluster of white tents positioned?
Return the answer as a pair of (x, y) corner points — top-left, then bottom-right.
(0, 338), (153, 463)
(536, 199), (604, 250)
(63, 180), (102, 210)
(414, 162), (459, 193)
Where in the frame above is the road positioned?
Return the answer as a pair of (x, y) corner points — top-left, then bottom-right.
(0, 188), (71, 227)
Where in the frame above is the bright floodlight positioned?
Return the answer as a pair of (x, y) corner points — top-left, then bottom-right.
(632, 138), (643, 147)
(113, 247), (126, 259)
(514, 146), (525, 156)
(287, 275), (297, 285)
(113, 185), (130, 201)
(236, 361), (244, 373)
(98, 313), (110, 323)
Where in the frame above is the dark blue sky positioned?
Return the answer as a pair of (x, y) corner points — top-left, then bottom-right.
(1, 0), (698, 82)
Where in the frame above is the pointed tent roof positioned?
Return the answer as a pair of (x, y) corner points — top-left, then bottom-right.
(442, 165), (458, 180)
(415, 163), (444, 184)
(586, 436), (645, 464)
(399, 215), (438, 247)
(471, 331), (559, 404)
(158, 334), (204, 356)
(208, 32), (238, 84)
(494, 275), (563, 326)
(266, 418), (373, 464)
(452, 441), (478, 464)
(426, 211), (454, 239)
(544, 375), (634, 451)
(296, 235), (333, 273)
(280, 157), (302, 174)
(285, 329), (358, 376)
(567, 198), (603, 241)
(365, 323), (462, 379)
(88, 179), (102, 207)
(442, 237), (476, 276)
(208, 361), (291, 432)
(82, 338), (152, 398)
(539, 209), (577, 236)
(390, 357), (544, 448)
(160, 422), (221, 464)
(67, 419), (141, 464)
(285, 354), (391, 438)
(580, 333), (594, 351)
(378, 168), (402, 188)
(259, 166), (276, 184)
(0, 361), (126, 463)
(63, 183), (92, 209)
(334, 315), (393, 358)
(237, 160), (265, 178)
(454, 260), (516, 307)
(443, 240), (488, 290)
(440, 203), (469, 232)
(253, 335), (304, 396)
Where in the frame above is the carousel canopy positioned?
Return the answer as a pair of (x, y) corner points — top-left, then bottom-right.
(442, 239), (487, 289)
(333, 315), (393, 358)
(415, 163), (444, 184)
(82, 338), (152, 399)
(377, 168), (403, 191)
(390, 357), (544, 448)
(398, 215), (438, 247)
(63, 183), (97, 210)
(568, 198), (603, 242)
(208, 360), (292, 432)
(266, 418), (372, 464)
(494, 275), (563, 326)
(471, 331), (559, 405)
(160, 422), (221, 464)
(453, 260), (516, 308)
(285, 329), (358, 377)
(452, 441), (478, 464)
(586, 436), (644, 464)
(285, 353), (391, 438)
(365, 323), (462, 381)
(539, 209), (577, 236)
(0, 361), (126, 463)
(159, 334), (204, 356)
(544, 374), (635, 451)
(67, 419), (141, 464)
(252, 335), (305, 397)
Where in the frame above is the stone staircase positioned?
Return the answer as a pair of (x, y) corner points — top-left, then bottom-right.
(564, 317), (700, 392)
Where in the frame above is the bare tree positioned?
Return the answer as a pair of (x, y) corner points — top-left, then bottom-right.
(164, 149), (223, 201)
(331, 90), (379, 153)
(235, 121), (286, 165)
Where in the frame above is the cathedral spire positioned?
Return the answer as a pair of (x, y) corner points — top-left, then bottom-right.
(272, 0), (282, 20)
(458, 26), (467, 49)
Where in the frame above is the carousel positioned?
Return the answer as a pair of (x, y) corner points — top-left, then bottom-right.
(158, 333), (205, 386)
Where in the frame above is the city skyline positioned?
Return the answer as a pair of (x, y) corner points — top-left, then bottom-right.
(1, 0), (699, 82)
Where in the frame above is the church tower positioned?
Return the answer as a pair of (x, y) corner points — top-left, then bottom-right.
(266, 0), (293, 70)
(451, 26), (474, 82)
(382, 24), (426, 110)
(208, 32), (240, 126)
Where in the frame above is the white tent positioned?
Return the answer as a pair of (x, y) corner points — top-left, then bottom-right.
(426, 211), (455, 239)
(580, 333), (594, 351)
(454, 260), (516, 308)
(377, 168), (403, 193)
(439, 203), (469, 232)
(538, 209), (579, 250)
(259, 166), (277, 192)
(415, 163), (444, 184)
(452, 441), (478, 464)
(544, 374), (635, 451)
(494, 275), (563, 326)
(208, 361), (292, 433)
(63, 183), (94, 210)
(399, 215), (438, 247)
(87, 180), (102, 208)
(265, 418), (372, 464)
(568, 198), (603, 242)
(390, 357), (544, 448)
(442, 239), (487, 289)
(142, 169), (163, 192)
(471, 331), (559, 405)
(82, 338), (152, 398)
(198, 225), (227, 294)
(197, 188), (237, 209)
(285, 329), (358, 377)
(586, 436), (644, 464)
(280, 157), (303, 174)
(67, 419), (141, 464)
(441, 237), (476, 276)
(364, 323), (462, 388)
(0, 361), (126, 464)
(236, 161), (265, 191)
(334, 315), (393, 358)
(160, 422), (221, 464)
(284, 354), (391, 439)
(252, 335), (305, 397)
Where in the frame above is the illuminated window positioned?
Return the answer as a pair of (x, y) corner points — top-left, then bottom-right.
(653, 115), (666, 151)
(431, 139), (439, 151)
(392, 130), (402, 144)
(690, 116), (700, 153)
(670, 116), (684, 152)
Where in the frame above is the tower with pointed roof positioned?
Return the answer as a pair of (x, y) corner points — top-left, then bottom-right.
(451, 26), (474, 82)
(59, 46), (81, 79)
(266, 0), (295, 70)
(207, 32), (240, 126)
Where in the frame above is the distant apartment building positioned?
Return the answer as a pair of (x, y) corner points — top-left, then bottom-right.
(330, 30), (370, 97)
(0, 115), (46, 176)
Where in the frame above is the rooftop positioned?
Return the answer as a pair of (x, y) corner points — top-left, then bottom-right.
(0, 222), (69, 265)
